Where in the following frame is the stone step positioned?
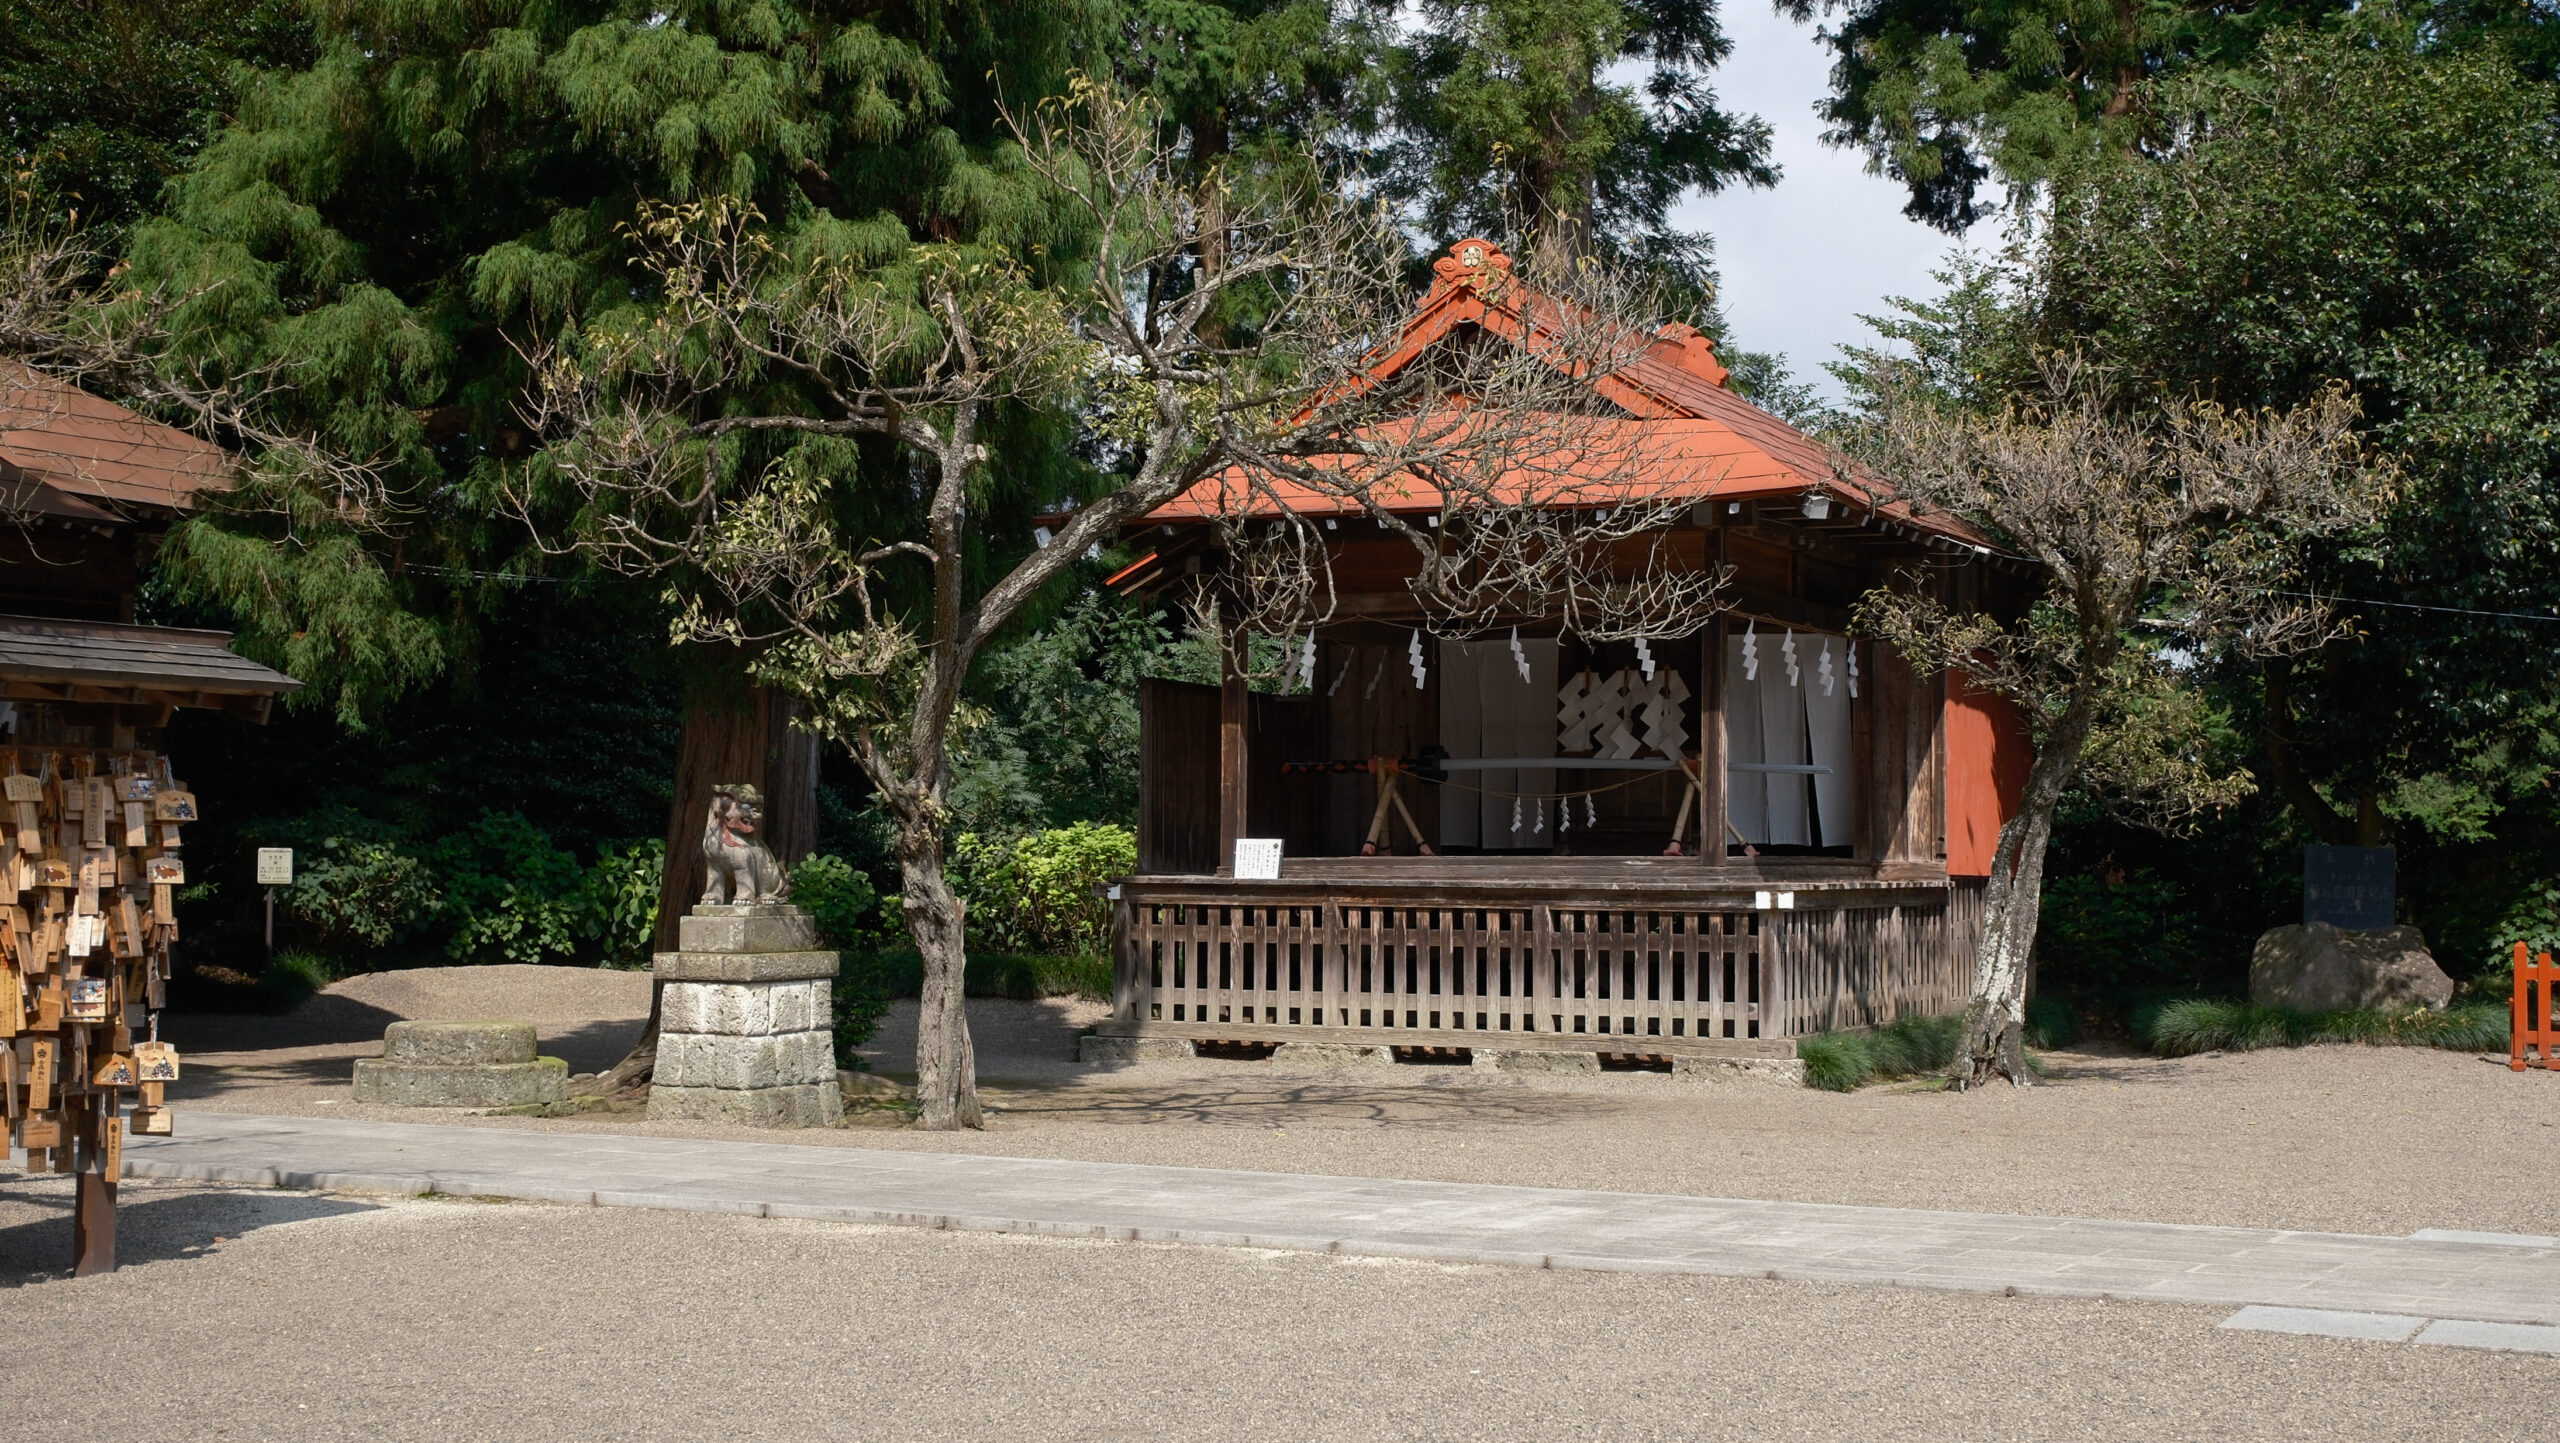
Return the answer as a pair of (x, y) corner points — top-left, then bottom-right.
(380, 1020), (537, 1067)
(351, 1057), (567, 1108)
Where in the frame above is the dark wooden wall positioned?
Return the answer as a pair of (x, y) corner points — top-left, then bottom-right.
(1139, 678), (1220, 874)
(1248, 693), (1329, 857)
(1318, 639), (1438, 855)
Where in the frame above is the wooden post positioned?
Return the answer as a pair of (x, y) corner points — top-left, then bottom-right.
(72, 1105), (114, 1276)
(1699, 613), (1727, 866)
(1217, 620), (1250, 875)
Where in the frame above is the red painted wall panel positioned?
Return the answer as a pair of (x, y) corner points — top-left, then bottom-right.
(1944, 673), (2030, 878)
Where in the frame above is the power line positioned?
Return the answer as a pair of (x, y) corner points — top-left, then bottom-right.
(2268, 589), (2560, 627)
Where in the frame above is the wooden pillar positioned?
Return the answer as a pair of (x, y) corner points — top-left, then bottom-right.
(73, 1144), (114, 1275)
(1217, 620), (1249, 875)
(1698, 613), (1727, 866)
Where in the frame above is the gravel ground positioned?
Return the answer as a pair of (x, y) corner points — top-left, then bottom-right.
(0, 1177), (2544, 1442)
(162, 966), (2560, 1237)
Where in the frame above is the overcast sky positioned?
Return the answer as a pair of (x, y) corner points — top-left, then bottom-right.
(1670, 5), (1968, 399)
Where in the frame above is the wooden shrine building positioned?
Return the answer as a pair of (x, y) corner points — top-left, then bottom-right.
(1098, 241), (2032, 1061)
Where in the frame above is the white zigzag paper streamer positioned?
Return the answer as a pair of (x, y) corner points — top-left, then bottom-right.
(1408, 629), (1427, 689)
(1818, 639), (1835, 697)
(1510, 626), (1531, 683)
(1742, 620), (1759, 682)
(1783, 629), (1801, 688)
(1328, 658), (1351, 697)
(1847, 643), (1860, 699)
(1298, 634), (1317, 690)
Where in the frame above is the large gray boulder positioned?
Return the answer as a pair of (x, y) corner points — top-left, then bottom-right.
(2250, 922), (2454, 1012)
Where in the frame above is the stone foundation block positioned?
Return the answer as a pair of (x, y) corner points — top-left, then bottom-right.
(654, 1029), (836, 1090)
(679, 907), (818, 955)
(647, 1082), (843, 1128)
(1271, 1042), (1396, 1068)
(353, 1056), (566, 1108)
(660, 979), (830, 1037)
(1672, 1055), (1807, 1085)
(1078, 1035), (1198, 1063)
(380, 1020), (538, 1067)
(652, 949), (839, 983)
(1469, 1048), (1600, 1075)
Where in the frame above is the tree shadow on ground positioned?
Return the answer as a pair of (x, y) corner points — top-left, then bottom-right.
(0, 1182), (379, 1283)
(160, 994), (406, 1052)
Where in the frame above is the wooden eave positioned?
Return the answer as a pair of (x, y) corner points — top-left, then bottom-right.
(0, 613), (299, 721)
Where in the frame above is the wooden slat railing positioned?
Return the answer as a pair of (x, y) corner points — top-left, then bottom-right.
(1113, 880), (1982, 1043)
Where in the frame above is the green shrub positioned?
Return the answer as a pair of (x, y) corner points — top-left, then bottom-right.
(949, 823), (1134, 955)
(577, 839), (663, 968)
(254, 950), (333, 1012)
(283, 836), (439, 952)
(430, 811), (588, 965)
(2142, 997), (2510, 1055)
(791, 854), (883, 947)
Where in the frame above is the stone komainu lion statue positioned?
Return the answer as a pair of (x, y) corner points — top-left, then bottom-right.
(700, 783), (790, 905)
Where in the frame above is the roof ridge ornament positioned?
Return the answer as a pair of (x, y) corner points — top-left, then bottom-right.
(1432, 238), (1514, 297)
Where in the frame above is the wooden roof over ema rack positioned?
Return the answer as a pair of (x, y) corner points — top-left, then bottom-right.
(0, 615), (299, 721)
(0, 364), (295, 722)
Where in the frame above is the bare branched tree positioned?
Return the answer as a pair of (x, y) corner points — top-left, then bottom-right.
(1844, 354), (2389, 1087)
(1197, 244), (1729, 662)
(521, 78), (1724, 1128)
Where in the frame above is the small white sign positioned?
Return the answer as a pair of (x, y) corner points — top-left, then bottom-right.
(1232, 838), (1284, 880)
(256, 847), (295, 886)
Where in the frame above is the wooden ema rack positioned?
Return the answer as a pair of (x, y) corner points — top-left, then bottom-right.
(2514, 942), (2558, 1072)
(3, 747), (187, 1275)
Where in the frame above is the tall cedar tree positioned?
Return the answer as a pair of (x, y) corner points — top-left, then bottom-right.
(1377, 0), (1774, 296)
(2023, 33), (2560, 969)
(1777, 0), (2559, 230)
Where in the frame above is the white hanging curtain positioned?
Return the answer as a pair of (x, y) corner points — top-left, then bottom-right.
(1723, 635), (1769, 844)
(1482, 637), (1559, 844)
(1727, 629), (1857, 848)
(1804, 640), (1854, 846)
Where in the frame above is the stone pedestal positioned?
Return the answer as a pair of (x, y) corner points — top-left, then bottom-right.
(648, 904), (842, 1127)
(353, 1021), (567, 1107)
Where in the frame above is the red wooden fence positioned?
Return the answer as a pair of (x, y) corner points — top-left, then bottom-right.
(2514, 942), (2558, 1072)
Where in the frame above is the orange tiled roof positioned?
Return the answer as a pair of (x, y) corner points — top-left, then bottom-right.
(1145, 240), (1988, 548)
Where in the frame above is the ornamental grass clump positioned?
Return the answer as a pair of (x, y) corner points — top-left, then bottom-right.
(1798, 1013), (1966, 1091)
(2141, 998), (2508, 1055)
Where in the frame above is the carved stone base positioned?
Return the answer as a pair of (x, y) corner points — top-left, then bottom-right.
(648, 904), (842, 1129)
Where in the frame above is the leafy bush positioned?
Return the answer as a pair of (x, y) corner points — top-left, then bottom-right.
(429, 811), (589, 964)
(792, 854), (882, 947)
(1796, 1013), (1964, 1092)
(950, 822), (1134, 955)
(578, 839), (664, 968)
(2142, 998), (2509, 1055)
(283, 836), (439, 951)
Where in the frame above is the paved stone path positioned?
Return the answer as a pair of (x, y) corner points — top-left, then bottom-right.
(121, 1112), (2558, 1330)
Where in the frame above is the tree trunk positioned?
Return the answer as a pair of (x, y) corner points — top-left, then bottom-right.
(902, 834), (982, 1130)
(1949, 687), (2094, 1088)
(588, 671), (820, 1094)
